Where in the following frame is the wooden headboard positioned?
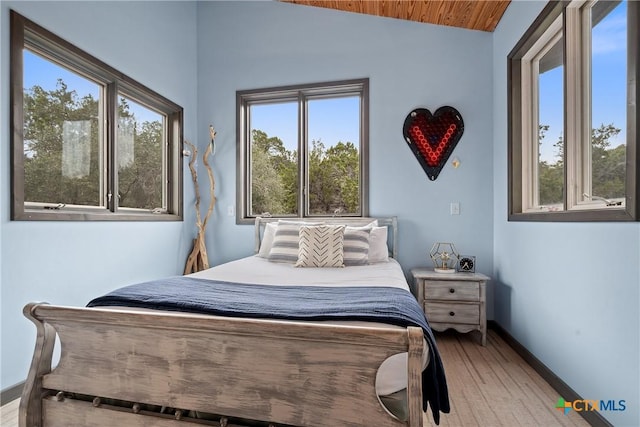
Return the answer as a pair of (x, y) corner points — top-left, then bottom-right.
(254, 216), (398, 259)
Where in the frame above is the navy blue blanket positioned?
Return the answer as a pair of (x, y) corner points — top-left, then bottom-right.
(88, 277), (450, 424)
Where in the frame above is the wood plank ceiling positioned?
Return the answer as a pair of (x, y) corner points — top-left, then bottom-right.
(280, 0), (511, 32)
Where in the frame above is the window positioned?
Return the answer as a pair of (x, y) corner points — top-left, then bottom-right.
(508, 0), (639, 221)
(237, 79), (369, 223)
(10, 11), (183, 221)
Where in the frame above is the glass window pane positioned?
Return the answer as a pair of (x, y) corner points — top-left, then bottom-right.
(307, 96), (360, 216)
(537, 33), (565, 211)
(249, 102), (298, 216)
(589, 0), (626, 207)
(23, 49), (102, 207)
(117, 96), (165, 210)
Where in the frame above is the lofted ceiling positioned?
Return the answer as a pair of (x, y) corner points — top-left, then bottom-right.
(280, 0), (511, 32)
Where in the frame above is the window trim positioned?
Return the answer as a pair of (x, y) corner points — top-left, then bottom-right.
(520, 14), (564, 212)
(508, 0), (639, 222)
(236, 78), (369, 224)
(10, 10), (183, 221)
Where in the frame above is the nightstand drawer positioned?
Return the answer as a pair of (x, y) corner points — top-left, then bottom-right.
(424, 281), (479, 301)
(425, 302), (479, 324)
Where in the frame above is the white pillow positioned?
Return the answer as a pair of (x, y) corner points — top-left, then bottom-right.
(257, 222), (277, 258)
(295, 225), (345, 268)
(368, 226), (389, 263)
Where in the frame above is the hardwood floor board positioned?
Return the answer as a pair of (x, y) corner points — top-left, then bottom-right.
(484, 337), (570, 426)
(0, 398), (19, 427)
(497, 398), (543, 427)
(445, 345), (493, 425)
(484, 337), (576, 426)
(483, 334), (563, 418)
(427, 329), (589, 427)
(465, 391), (504, 426)
(456, 336), (530, 426)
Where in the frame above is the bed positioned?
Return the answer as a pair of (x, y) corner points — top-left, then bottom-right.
(19, 217), (449, 427)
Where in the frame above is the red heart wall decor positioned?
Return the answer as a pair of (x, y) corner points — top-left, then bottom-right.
(402, 106), (464, 181)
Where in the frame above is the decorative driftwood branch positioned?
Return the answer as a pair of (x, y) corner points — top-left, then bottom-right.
(183, 126), (217, 274)
(202, 126), (217, 231)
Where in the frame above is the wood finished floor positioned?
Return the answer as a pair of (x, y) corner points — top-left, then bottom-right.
(426, 329), (588, 426)
(1, 329), (589, 427)
(1, 398), (19, 427)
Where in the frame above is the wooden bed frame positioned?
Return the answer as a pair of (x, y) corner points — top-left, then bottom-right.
(20, 217), (427, 427)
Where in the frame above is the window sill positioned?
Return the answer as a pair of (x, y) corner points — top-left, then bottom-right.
(238, 214), (365, 225)
(508, 207), (636, 222)
(13, 209), (182, 222)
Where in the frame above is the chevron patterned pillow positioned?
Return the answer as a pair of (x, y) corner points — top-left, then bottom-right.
(295, 225), (346, 268)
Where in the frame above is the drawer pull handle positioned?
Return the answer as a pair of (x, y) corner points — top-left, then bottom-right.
(449, 288), (455, 293)
(449, 311), (455, 316)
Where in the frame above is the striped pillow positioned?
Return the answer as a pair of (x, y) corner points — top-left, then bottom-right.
(267, 221), (323, 263)
(343, 226), (372, 266)
(295, 225), (345, 268)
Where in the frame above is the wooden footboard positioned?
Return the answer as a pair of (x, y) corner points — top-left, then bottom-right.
(19, 303), (424, 427)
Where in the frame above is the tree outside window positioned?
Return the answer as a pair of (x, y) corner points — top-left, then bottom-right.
(237, 79), (368, 223)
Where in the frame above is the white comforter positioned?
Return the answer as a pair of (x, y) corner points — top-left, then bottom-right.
(190, 255), (410, 289)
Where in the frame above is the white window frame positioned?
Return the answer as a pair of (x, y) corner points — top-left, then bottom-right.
(520, 15), (564, 212)
(236, 79), (369, 224)
(508, 0), (639, 221)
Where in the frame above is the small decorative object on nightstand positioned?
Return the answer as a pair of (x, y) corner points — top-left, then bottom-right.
(429, 242), (459, 274)
(412, 268), (489, 346)
(458, 255), (476, 273)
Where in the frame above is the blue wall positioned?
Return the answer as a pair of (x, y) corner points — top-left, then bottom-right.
(0, 1), (199, 390)
(197, 0), (495, 285)
(1, 2), (638, 426)
(492, 2), (640, 426)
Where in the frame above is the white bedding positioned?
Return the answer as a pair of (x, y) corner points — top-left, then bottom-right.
(189, 255), (410, 289)
(188, 255), (429, 397)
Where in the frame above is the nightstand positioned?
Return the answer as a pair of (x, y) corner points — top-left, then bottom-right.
(411, 268), (489, 346)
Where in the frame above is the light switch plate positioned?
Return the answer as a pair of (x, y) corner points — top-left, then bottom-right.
(450, 202), (460, 215)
